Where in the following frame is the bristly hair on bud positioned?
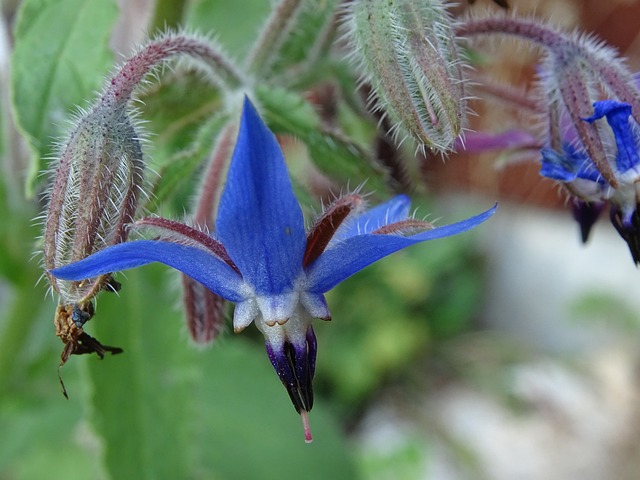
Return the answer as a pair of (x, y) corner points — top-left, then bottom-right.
(42, 103), (145, 304)
(344, 0), (470, 154)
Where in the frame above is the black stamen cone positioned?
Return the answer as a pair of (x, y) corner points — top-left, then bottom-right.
(610, 205), (640, 265)
(572, 200), (605, 243)
(266, 326), (317, 413)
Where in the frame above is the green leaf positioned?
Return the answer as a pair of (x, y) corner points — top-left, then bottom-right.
(0, 392), (105, 480)
(88, 265), (357, 479)
(269, 0), (342, 78)
(140, 73), (222, 169)
(184, 0), (270, 59)
(255, 86), (388, 191)
(86, 266), (197, 479)
(137, 73), (224, 212)
(0, 298), (105, 480)
(144, 113), (229, 213)
(11, 0), (118, 195)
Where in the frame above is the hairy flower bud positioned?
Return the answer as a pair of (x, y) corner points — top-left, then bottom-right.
(43, 103), (144, 304)
(346, 0), (468, 152)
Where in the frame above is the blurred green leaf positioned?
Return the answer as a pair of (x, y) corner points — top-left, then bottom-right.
(256, 86), (387, 191)
(0, 313), (104, 480)
(144, 111), (229, 212)
(184, 0), (270, 59)
(86, 266), (198, 479)
(270, 0), (341, 79)
(138, 74), (225, 212)
(357, 436), (427, 480)
(0, 377), (106, 480)
(318, 231), (483, 406)
(88, 265), (357, 479)
(569, 290), (640, 330)
(11, 0), (118, 195)
(140, 74), (222, 169)
(149, 0), (188, 34)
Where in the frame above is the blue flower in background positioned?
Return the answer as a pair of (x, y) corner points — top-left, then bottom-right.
(540, 100), (640, 263)
(51, 97), (496, 441)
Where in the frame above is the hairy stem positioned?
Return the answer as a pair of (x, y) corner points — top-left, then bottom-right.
(245, 0), (303, 74)
(103, 34), (244, 108)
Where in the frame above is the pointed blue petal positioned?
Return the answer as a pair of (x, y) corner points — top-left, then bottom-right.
(336, 195), (411, 240)
(216, 98), (306, 294)
(306, 205), (497, 293)
(50, 240), (246, 302)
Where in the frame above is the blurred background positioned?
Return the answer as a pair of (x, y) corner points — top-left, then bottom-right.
(1, 0), (640, 479)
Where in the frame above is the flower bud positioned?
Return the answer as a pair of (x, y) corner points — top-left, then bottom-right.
(346, 0), (468, 152)
(43, 103), (144, 304)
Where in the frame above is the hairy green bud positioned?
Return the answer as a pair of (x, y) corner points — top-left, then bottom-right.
(346, 0), (468, 152)
(43, 103), (144, 304)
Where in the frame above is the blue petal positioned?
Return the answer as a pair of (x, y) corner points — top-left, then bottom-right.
(540, 148), (578, 181)
(50, 240), (246, 302)
(540, 147), (603, 183)
(216, 97), (306, 294)
(305, 205), (497, 293)
(585, 100), (640, 173)
(336, 195), (411, 240)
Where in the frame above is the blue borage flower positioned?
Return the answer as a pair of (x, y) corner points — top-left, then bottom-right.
(540, 99), (640, 263)
(51, 97), (496, 441)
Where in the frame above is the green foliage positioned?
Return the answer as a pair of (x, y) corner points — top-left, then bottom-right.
(11, 0), (118, 195)
(357, 436), (427, 480)
(144, 112), (230, 213)
(2, 1), (493, 479)
(256, 85), (388, 192)
(569, 290), (640, 330)
(317, 230), (483, 406)
(184, 0), (270, 59)
(267, 0), (342, 79)
(137, 75), (226, 213)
